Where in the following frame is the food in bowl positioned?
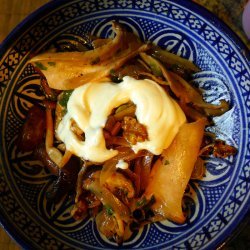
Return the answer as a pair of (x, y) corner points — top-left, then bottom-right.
(17, 21), (237, 244)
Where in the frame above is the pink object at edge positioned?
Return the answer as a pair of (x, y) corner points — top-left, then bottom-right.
(242, 0), (250, 39)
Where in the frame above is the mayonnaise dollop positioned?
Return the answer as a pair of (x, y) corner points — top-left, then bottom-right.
(57, 76), (186, 162)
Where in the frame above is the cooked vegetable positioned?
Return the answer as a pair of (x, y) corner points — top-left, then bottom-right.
(164, 71), (230, 116)
(83, 171), (130, 222)
(140, 152), (154, 192)
(30, 22), (150, 90)
(122, 116), (148, 145)
(150, 45), (200, 77)
(31, 22), (126, 64)
(46, 155), (81, 204)
(17, 105), (46, 152)
(40, 76), (59, 101)
(140, 52), (229, 117)
(140, 52), (163, 77)
(96, 209), (124, 244)
(99, 147), (148, 187)
(113, 103), (136, 121)
(191, 157), (205, 179)
(45, 107), (63, 166)
(33, 143), (59, 175)
(19, 20), (238, 245)
(199, 138), (237, 158)
(145, 119), (206, 223)
(105, 172), (135, 199)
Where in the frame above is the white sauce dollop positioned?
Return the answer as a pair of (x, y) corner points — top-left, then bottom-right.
(57, 76), (186, 162)
(116, 160), (129, 170)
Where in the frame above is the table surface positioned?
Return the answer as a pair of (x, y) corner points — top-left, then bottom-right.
(0, 0), (249, 249)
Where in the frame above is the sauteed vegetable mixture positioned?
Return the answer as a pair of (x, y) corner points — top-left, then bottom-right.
(18, 22), (236, 244)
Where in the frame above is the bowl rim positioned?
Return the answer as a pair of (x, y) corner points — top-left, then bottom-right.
(0, 0), (249, 249)
(0, 0), (249, 60)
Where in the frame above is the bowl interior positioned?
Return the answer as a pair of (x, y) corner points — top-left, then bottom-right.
(0, 0), (249, 249)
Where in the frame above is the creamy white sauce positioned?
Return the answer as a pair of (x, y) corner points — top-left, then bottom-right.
(57, 76), (186, 162)
(116, 160), (129, 170)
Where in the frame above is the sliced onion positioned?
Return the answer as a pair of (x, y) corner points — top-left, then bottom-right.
(45, 108), (63, 166)
(32, 43), (149, 90)
(164, 71), (230, 116)
(150, 46), (200, 73)
(84, 171), (130, 222)
(100, 160), (117, 186)
(30, 22), (125, 64)
(30, 22), (150, 90)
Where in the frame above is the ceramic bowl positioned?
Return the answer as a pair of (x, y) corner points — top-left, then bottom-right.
(0, 0), (249, 249)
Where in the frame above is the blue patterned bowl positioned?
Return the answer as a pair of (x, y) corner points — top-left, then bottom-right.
(0, 0), (249, 249)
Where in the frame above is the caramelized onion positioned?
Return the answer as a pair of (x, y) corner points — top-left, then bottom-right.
(30, 22), (126, 64)
(83, 171), (130, 222)
(164, 71), (230, 116)
(29, 23), (151, 90)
